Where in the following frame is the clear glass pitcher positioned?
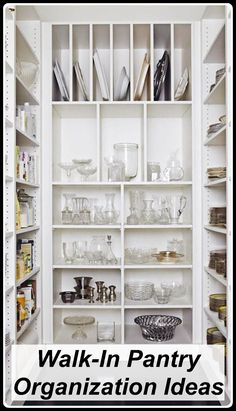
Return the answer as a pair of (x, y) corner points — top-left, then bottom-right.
(166, 195), (187, 224)
(72, 197), (90, 224)
(140, 199), (156, 224)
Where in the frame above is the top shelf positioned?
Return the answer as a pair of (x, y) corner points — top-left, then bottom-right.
(203, 23), (225, 64)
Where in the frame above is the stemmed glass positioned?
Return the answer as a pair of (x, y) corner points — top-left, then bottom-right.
(76, 164), (97, 182)
(58, 163), (77, 179)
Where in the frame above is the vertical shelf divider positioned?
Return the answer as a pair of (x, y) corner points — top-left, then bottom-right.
(143, 103), (147, 181)
(150, 24), (154, 102)
(89, 24), (93, 101)
(130, 24), (134, 102)
(110, 24), (113, 101)
(96, 103), (101, 182)
(171, 23), (175, 101)
(69, 24), (73, 101)
(120, 183), (125, 343)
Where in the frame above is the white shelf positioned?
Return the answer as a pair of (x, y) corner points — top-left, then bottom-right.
(124, 224), (192, 229)
(5, 231), (13, 238)
(5, 284), (14, 295)
(204, 178), (226, 187)
(16, 127), (40, 147)
(53, 294), (121, 308)
(5, 340), (14, 355)
(204, 125), (226, 146)
(124, 264), (192, 269)
(54, 324), (121, 344)
(125, 323), (192, 344)
(5, 175), (13, 182)
(53, 262), (121, 270)
(53, 224), (121, 229)
(204, 225), (227, 235)
(16, 308), (40, 340)
(16, 225), (40, 235)
(52, 181), (192, 187)
(5, 60), (13, 74)
(16, 24), (39, 64)
(204, 307), (227, 338)
(203, 23), (225, 64)
(16, 75), (39, 105)
(125, 294), (192, 308)
(204, 73), (226, 105)
(204, 266), (227, 287)
(5, 118), (13, 128)
(16, 267), (40, 287)
(16, 179), (39, 188)
(53, 181), (121, 186)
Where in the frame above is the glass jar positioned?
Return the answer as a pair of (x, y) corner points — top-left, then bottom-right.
(113, 143), (138, 181)
(147, 162), (161, 181)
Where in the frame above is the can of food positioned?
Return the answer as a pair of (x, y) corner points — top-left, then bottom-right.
(218, 305), (227, 321)
(209, 293), (226, 312)
(207, 327), (226, 344)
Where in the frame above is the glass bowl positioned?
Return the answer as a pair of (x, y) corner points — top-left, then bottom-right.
(125, 281), (154, 301)
(161, 281), (186, 298)
(154, 287), (172, 304)
(134, 315), (182, 341)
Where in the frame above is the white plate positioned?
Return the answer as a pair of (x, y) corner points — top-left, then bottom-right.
(133, 53), (150, 101)
(93, 49), (110, 101)
(174, 67), (189, 101)
(114, 66), (130, 101)
(74, 62), (89, 101)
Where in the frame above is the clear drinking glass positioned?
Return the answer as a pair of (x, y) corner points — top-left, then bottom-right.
(97, 321), (115, 342)
(147, 162), (161, 181)
(89, 236), (107, 264)
(62, 242), (76, 263)
(113, 143), (138, 181)
(104, 157), (125, 182)
(154, 287), (172, 304)
(75, 240), (87, 263)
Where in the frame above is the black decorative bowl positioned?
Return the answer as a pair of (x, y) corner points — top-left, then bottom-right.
(134, 315), (182, 342)
(59, 291), (76, 303)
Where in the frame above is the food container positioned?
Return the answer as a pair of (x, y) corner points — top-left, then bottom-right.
(209, 207), (226, 226)
(208, 249), (226, 270)
(215, 259), (226, 276)
(218, 306), (227, 322)
(207, 327), (226, 344)
(59, 291), (76, 303)
(125, 282), (154, 301)
(134, 315), (182, 342)
(209, 293), (226, 312)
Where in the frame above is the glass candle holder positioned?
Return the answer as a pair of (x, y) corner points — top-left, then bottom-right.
(97, 321), (115, 342)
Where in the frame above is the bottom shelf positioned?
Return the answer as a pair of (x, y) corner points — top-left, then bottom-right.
(16, 308), (40, 340)
(125, 323), (192, 344)
(54, 324), (121, 344)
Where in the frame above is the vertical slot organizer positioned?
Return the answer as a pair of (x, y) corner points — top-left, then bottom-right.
(52, 25), (70, 101)
(174, 24), (192, 101)
(93, 24), (110, 101)
(113, 24), (130, 101)
(133, 24), (150, 101)
(72, 25), (90, 101)
(153, 24), (171, 101)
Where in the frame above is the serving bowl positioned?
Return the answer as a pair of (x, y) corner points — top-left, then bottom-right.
(59, 291), (76, 303)
(134, 315), (182, 341)
(125, 281), (154, 301)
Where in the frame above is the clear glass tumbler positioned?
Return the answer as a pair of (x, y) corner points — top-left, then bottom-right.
(97, 321), (115, 342)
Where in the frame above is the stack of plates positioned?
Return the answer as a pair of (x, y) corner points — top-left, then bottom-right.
(53, 60), (69, 101)
(207, 167), (226, 179)
(207, 122), (224, 136)
(74, 62), (89, 101)
(5, 332), (10, 346)
(216, 67), (225, 83)
(114, 67), (130, 101)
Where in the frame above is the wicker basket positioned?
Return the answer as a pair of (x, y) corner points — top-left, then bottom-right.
(134, 315), (182, 341)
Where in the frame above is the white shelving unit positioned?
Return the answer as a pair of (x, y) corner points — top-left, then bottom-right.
(201, 4), (232, 403)
(3, 3), (232, 405)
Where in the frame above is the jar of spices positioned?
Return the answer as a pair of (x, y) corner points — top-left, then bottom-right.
(16, 252), (25, 280)
(17, 290), (26, 326)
